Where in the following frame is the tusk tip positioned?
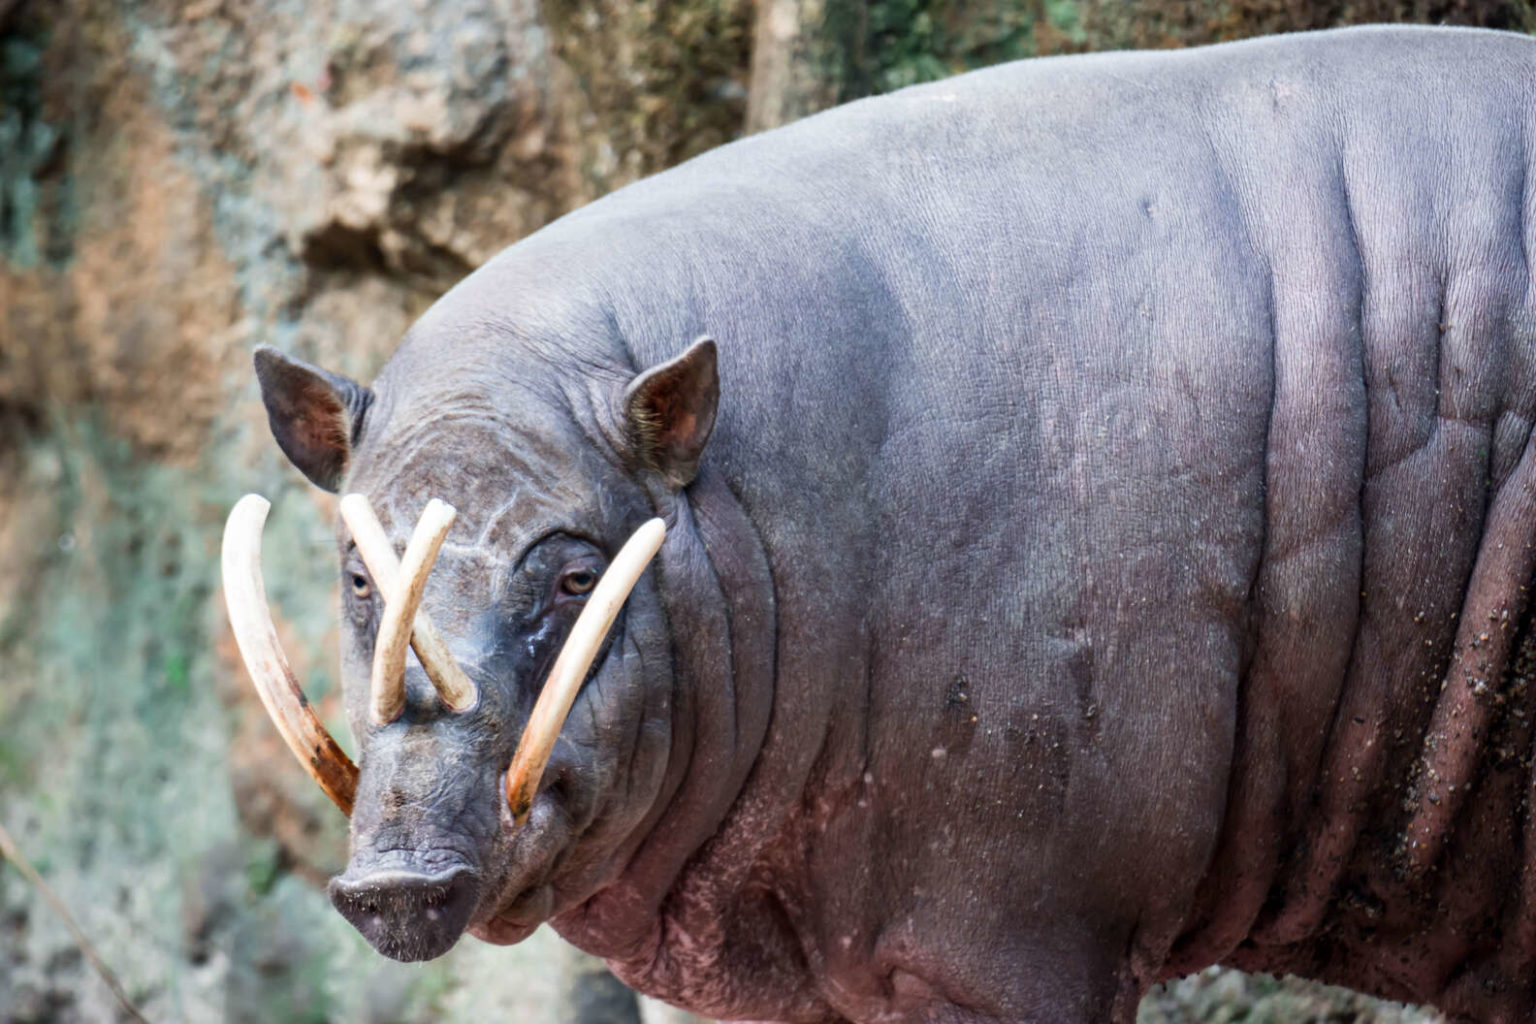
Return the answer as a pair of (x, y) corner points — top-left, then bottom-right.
(338, 492), (370, 520)
(637, 517), (666, 547)
(424, 497), (458, 519)
(233, 492), (272, 516)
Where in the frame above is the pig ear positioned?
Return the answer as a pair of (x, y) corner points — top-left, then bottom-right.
(622, 337), (719, 489)
(254, 345), (373, 493)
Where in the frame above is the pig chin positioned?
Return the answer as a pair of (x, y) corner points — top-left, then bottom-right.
(470, 889), (554, 945)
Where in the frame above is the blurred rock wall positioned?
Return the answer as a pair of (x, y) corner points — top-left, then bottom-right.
(0, 0), (744, 1018)
(0, 0), (1523, 1021)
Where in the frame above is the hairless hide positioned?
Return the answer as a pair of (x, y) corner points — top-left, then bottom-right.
(244, 26), (1536, 1024)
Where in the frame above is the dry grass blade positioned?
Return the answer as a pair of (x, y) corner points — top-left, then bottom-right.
(0, 821), (151, 1023)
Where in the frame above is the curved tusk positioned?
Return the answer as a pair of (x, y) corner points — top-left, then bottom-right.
(339, 494), (479, 715)
(221, 494), (359, 815)
(505, 518), (667, 825)
(368, 499), (456, 725)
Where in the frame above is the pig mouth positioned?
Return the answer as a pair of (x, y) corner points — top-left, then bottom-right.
(220, 492), (665, 958)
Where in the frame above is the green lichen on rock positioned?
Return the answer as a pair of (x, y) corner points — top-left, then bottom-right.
(821, 0), (1034, 99)
(0, 415), (340, 1019)
(0, 12), (71, 268)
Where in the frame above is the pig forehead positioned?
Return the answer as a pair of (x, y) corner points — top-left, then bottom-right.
(348, 416), (613, 547)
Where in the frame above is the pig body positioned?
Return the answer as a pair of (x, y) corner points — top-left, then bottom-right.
(257, 26), (1536, 1022)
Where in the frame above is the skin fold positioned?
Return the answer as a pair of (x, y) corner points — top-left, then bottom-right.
(255, 26), (1536, 1023)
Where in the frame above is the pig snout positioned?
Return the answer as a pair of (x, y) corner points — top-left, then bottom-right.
(328, 865), (481, 962)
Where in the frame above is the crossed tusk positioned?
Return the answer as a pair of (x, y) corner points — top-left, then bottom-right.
(222, 492), (664, 830)
(339, 495), (478, 720)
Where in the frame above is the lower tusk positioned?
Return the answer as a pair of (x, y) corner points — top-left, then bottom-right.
(221, 494), (358, 815)
(504, 518), (667, 825)
(368, 499), (456, 725)
(339, 495), (479, 715)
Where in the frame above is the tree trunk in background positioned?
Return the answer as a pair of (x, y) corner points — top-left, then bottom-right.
(747, 0), (838, 132)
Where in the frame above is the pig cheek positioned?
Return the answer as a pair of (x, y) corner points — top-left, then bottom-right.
(340, 629), (374, 738)
(575, 647), (663, 826)
(627, 714), (672, 810)
(594, 673), (674, 840)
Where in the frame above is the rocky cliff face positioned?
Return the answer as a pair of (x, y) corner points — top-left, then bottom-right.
(0, 0), (1516, 1020)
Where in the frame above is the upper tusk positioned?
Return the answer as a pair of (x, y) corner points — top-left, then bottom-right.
(221, 494), (358, 815)
(339, 494), (479, 715)
(368, 498), (456, 725)
(504, 518), (667, 825)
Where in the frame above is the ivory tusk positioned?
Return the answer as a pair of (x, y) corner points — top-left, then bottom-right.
(368, 499), (456, 725)
(339, 494), (479, 715)
(504, 518), (666, 825)
(221, 494), (358, 815)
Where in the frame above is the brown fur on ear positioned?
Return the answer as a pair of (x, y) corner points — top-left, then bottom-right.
(254, 346), (373, 493)
(623, 337), (719, 490)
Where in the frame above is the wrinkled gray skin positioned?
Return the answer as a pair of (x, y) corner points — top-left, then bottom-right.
(255, 26), (1536, 1023)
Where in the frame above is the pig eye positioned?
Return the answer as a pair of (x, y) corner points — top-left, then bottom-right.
(560, 568), (598, 596)
(349, 572), (372, 600)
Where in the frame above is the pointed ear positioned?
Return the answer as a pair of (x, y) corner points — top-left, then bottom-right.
(254, 345), (373, 493)
(622, 337), (719, 489)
